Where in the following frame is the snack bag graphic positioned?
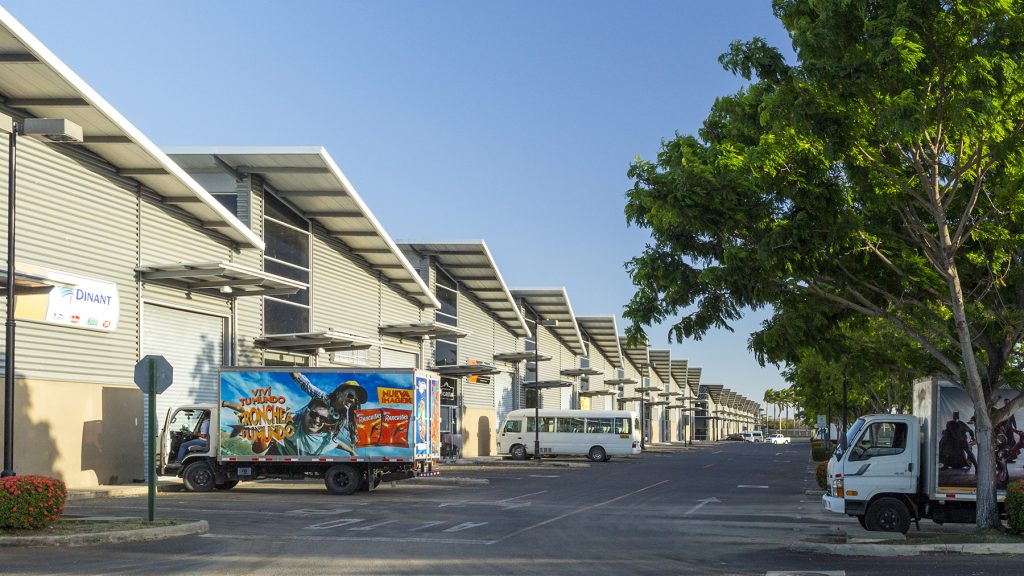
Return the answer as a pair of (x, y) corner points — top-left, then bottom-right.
(380, 408), (411, 447)
(355, 408), (383, 448)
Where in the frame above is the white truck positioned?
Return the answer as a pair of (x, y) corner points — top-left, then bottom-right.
(822, 378), (1022, 532)
(157, 367), (442, 494)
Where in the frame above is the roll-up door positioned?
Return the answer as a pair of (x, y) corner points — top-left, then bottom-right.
(141, 303), (226, 470)
(381, 348), (418, 369)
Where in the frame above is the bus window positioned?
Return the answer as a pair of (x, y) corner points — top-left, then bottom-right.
(614, 418), (631, 434)
(503, 419), (522, 433)
(527, 417), (555, 433)
(557, 417), (585, 433)
(586, 418), (613, 433)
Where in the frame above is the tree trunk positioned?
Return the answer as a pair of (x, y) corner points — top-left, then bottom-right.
(972, 409), (1002, 530)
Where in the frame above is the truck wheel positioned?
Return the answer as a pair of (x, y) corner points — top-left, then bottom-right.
(588, 446), (607, 462)
(215, 480), (239, 491)
(856, 515), (868, 529)
(866, 497), (911, 533)
(324, 464), (361, 495)
(510, 444), (528, 460)
(182, 461), (216, 492)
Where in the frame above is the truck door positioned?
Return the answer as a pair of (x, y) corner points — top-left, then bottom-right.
(844, 420), (917, 498)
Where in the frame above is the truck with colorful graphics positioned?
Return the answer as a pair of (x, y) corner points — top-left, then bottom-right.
(156, 368), (442, 494)
(822, 378), (1022, 532)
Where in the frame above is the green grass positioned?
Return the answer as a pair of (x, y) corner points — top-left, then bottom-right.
(0, 518), (185, 537)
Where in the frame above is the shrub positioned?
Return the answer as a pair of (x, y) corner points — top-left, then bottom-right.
(1007, 480), (1024, 533)
(0, 475), (67, 529)
(816, 460), (828, 490)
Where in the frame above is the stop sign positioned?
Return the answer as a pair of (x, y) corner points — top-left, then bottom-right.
(134, 355), (173, 394)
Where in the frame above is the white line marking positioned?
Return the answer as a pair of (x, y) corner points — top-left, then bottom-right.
(702, 464), (714, 469)
(348, 519), (398, 531)
(529, 475), (559, 478)
(684, 497), (720, 516)
(737, 485), (770, 489)
(202, 533), (495, 546)
(499, 490), (547, 502)
(289, 508), (351, 515)
(494, 480), (669, 543)
(306, 518), (365, 530)
(712, 450), (723, 454)
(408, 521), (446, 532)
(444, 521), (488, 532)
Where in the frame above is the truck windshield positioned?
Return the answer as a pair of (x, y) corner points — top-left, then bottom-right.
(835, 418), (866, 459)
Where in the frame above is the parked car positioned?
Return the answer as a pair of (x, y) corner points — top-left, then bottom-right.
(766, 433), (791, 445)
(725, 433), (745, 441)
(741, 431), (764, 443)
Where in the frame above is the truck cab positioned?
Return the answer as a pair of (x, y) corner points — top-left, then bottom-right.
(822, 414), (920, 533)
(157, 404), (230, 490)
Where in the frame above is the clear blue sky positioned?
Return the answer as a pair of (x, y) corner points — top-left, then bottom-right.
(4, 1), (794, 403)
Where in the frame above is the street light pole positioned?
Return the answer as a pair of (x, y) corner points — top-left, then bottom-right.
(2, 118), (17, 478)
(533, 308), (541, 461)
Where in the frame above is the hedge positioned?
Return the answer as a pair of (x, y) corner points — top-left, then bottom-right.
(1008, 480), (1024, 533)
(0, 475), (67, 529)
(815, 461), (828, 490)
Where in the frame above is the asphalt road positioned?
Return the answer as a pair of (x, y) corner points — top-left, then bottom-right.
(4, 441), (1021, 575)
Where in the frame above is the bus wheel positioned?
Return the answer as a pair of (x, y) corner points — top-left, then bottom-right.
(325, 464), (361, 495)
(510, 444), (528, 460)
(588, 446), (607, 462)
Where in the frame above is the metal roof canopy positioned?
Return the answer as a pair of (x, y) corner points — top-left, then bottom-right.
(379, 321), (468, 340)
(619, 337), (650, 375)
(0, 265), (75, 295)
(686, 367), (703, 396)
(560, 367), (602, 377)
(136, 261), (305, 297)
(670, 359), (690, 394)
(511, 288), (585, 356)
(617, 396), (643, 403)
(493, 351), (551, 363)
(164, 147), (438, 308)
(649, 349), (672, 384)
(579, 390), (616, 397)
(635, 386), (663, 393)
(702, 384), (724, 405)
(575, 316), (623, 368)
(649, 401), (670, 406)
(603, 378), (637, 386)
(254, 331), (379, 353)
(435, 364), (501, 377)
(523, 380), (573, 389)
(398, 241), (528, 337)
(0, 10), (262, 248)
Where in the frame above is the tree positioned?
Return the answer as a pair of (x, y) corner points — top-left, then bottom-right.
(624, 1), (1024, 529)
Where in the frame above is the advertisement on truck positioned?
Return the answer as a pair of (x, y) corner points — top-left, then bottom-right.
(933, 384), (1024, 494)
(219, 370), (421, 460)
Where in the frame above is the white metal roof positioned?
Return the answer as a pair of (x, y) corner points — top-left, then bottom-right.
(398, 241), (529, 338)
(164, 147), (438, 309)
(669, 359), (690, 394)
(576, 316), (623, 369)
(687, 367), (702, 395)
(619, 337), (650, 375)
(511, 288), (585, 356)
(649, 349), (672, 385)
(0, 9), (262, 248)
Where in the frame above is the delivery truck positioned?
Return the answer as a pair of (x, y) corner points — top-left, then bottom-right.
(156, 367), (442, 494)
(822, 377), (1023, 532)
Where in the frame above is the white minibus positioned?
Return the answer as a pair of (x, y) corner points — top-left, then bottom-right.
(497, 409), (642, 461)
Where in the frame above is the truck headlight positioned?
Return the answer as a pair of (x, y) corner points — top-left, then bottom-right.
(831, 478), (844, 498)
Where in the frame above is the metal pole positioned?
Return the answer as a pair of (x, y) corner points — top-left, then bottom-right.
(533, 309), (541, 461)
(639, 374), (645, 451)
(147, 358), (156, 521)
(2, 127), (17, 478)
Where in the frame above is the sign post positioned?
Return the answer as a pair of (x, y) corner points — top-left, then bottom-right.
(133, 355), (172, 522)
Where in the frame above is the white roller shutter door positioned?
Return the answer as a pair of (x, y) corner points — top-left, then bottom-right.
(142, 303), (226, 468)
(381, 347), (418, 369)
(493, 372), (514, 429)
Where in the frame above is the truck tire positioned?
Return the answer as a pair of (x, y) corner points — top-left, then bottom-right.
(182, 461), (216, 492)
(215, 480), (239, 491)
(510, 444), (528, 460)
(324, 464), (361, 495)
(866, 497), (911, 533)
(588, 446), (608, 462)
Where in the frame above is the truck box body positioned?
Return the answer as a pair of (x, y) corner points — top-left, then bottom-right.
(218, 368), (441, 463)
(916, 378), (1023, 501)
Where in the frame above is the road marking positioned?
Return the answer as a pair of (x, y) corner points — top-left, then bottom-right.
(712, 450), (723, 454)
(500, 490), (547, 502)
(202, 533), (495, 546)
(493, 480), (669, 543)
(408, 521), (446, 532)
(702, 464), (714, 469)
(289, 508), (352, 515)
(737, 485), (770, 489)
(444, 522), (488, 532)
(348, 519), (398, 531)
(683, 497), (720, 516)
(766, 572), (844, 576)
(306, 518), (365, 530)
(529, 474), (559, 478)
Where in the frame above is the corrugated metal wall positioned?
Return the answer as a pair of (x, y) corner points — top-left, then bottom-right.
(0, 139), (139, 384)
(457, 292), (494, 408)
(537, 326), (563, 408)
(234, 180), (264, 366)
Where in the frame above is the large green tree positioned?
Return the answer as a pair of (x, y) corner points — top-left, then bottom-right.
(624, 0), (1024, 529)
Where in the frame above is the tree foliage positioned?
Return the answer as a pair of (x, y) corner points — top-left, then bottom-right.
(624, 0), (1024, 529)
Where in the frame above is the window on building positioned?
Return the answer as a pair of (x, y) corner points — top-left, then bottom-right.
(524, 305), (538, 407)
(434, 268), (459, 369)
(263, 193), (310, 335)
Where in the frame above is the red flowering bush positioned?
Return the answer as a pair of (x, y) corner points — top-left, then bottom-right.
(0, 475), (67, 529)
(815, 460), (828, 490)
(1007, 480), (1024, 533)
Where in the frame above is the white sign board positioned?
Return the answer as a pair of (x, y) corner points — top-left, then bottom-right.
(13, 264), (119, 331)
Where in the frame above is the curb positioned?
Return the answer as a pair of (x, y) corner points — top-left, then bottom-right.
(443, 460), (590, 469)
(408, 476), (489, 486)
(0, 520), (208, 547)
(791, 538), (1024, 556)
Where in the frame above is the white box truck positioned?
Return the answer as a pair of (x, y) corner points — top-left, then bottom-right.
(157, 368), (442, 494)
(822, 378), (1023, 532)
